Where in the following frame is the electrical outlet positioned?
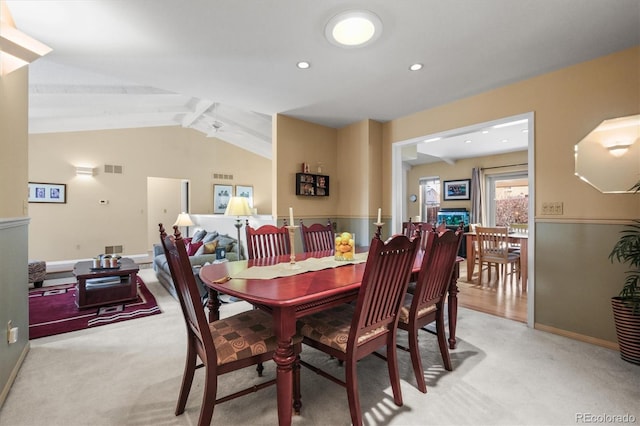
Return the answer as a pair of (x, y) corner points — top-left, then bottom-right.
(7, 321), (18, 344)
(542, 201), (564, 215)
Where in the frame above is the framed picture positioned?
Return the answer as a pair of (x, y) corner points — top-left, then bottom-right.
(28, 182), (67, 203)
(235, 184), (254, 208)
(213, 184), (233, 214)
(443, 179), (471, 201)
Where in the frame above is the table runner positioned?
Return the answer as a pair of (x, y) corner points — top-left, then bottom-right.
(230, 253), (368, 280)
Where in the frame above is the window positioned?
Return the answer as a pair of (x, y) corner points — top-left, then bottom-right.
(419, 176), (440, 223)
(486, 172), (528, 226)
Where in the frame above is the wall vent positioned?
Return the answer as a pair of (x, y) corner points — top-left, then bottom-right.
(212, 173), (234, 180)
(104, 245), (123, 254)
(104, 164), (123, 174)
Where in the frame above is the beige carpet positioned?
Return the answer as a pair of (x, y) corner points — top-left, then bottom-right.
(1, 268), (638, 426)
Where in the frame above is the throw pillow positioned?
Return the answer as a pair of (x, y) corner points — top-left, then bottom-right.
(202, 231), (219, 244)
(191, 229), (207, 243)
(214, 235), (237, 252)
(186, 241), (203, 256)
(203, 241), (218, 254)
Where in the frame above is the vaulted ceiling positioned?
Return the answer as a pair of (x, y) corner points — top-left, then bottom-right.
(7, 0), (640, 161)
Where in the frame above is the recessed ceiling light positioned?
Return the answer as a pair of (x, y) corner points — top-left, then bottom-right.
(296, 61), (310, 69)
(424, 137), (441, 143)
(409, 63), (423, 71)
(465, 140), (472, 144)
(325, 10), (382, 48)
(502, 139), (509, 143)
(482, 130), (489, 134)
(522, 129), (528, 133)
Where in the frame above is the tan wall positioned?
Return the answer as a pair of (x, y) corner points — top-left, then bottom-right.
(274, 114), (338, 220)
(0, 68), (29, 218)
(0, 67), (30, 407)
(406, 151), (528, 219)
(383, 46), (640, 221)
(28, 127), (271, 261)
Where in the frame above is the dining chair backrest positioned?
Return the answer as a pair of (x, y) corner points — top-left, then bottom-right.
(413, 229), (464, 313)
(299, 219), (333, 252)
(159, 224), (215, 361)
(475, 226), (510, 262)
(245, 221), (291, 260)
(402, 220), (435, 250)
(349, 232), (421, 351)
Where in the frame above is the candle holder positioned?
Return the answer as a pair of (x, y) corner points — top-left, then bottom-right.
(285, 225), (301, 269)
(374, 222), (385, 239)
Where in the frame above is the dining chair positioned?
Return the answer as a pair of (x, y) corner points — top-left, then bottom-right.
(158, 224), (301, 426)
(397, 229), (463, 393)
(402, 219), (435, 250)
(245, 221), (291, 260)
(299, 219), (334, 252)
(507, 223), (529, 252)
(475, 226), (520, 287)
(296, 231), (421, 426)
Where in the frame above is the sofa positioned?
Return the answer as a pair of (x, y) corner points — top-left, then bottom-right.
(153, 229), (244, 300)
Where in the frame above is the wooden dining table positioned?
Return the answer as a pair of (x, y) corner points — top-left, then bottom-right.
(465, 231), (528, 291)
(199, 249), (462, 426)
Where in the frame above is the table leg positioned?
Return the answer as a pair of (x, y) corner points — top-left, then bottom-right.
(206, 288), (221, 322)
(448, 261), (460, 349)
(466, 235), (475, 281)
(76, 277), (86, 308)
(272, 307), (297, 426)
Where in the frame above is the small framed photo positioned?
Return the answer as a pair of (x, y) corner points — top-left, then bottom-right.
(213, 184), (233, 214)
(28, 182), (67, 204)
(235, 185), (253, 208)
(443, 179), (471, 201)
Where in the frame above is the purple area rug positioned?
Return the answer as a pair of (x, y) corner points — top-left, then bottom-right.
(29, 277), (161, 339)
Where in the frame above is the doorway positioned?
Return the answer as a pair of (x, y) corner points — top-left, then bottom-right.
(146, 177), (190, 251)
(391, 112), (535, 326)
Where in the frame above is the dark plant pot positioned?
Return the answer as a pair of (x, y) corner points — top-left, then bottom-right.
(611, 297), (640, 365)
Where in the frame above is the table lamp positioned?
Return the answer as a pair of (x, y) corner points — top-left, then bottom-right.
(224, 197), (252, 259)
(173, 212), (194, 237)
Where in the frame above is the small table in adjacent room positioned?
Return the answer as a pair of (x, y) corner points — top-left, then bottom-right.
(73, 258), (140, 309)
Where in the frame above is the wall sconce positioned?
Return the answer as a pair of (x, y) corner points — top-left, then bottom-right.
(75, 166), (96, 176)
(0, 1), (53, 76)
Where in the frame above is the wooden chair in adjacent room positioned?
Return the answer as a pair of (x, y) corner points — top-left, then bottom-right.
(299, 219), (334, 252)
(296, 230), (421, 426)
(475, 226), (520, 287)
(158, 224), (301, 426)
(396, 229), (464, 393)
(245, 221), (291, 260)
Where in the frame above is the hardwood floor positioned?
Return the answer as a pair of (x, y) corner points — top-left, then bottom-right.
(456, 259), (527, 323)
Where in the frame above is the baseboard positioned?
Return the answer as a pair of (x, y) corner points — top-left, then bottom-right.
(0, 342), (30, 409)
(534, 323), (619, 351)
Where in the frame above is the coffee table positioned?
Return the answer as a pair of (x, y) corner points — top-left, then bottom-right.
(73, 258), (139, 309)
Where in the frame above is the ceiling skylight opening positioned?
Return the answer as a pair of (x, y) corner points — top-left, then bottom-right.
(492, 119), (528, 129)
(325, 10), (382, 48)
(296, 61), (310, 69)
(409, 63), (423, 71)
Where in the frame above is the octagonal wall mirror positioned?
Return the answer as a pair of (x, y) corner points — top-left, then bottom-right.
(575, 114), (640, 193)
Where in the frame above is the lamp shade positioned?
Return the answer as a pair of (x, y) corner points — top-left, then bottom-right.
(173, 212), (194, 227)
(224, 197), (252, 217)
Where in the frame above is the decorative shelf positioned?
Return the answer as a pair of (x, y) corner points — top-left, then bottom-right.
(296, 173), (329, 197)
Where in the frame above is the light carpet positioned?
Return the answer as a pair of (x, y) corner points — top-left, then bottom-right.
(1, 268), (638, 425)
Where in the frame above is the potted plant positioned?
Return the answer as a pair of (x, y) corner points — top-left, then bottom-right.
(608, 180), (640, 365)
